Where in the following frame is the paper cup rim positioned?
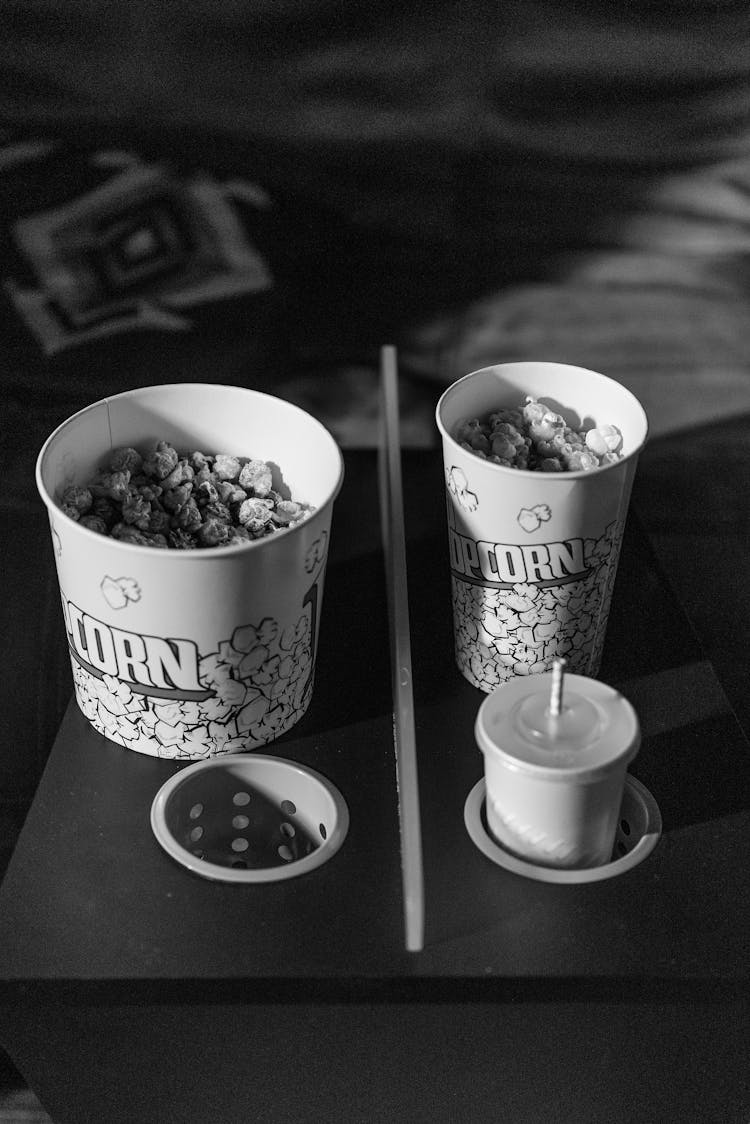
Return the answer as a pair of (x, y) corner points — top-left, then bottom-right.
(36, 383), (345, 560)
(435, 362), (649, 480)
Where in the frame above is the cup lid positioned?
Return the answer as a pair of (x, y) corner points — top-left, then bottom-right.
(475, 672), (640, 782)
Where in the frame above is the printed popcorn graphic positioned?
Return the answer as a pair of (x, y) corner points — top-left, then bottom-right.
(69, 611), (314, 758)
(100, 575), (141, 609)
(446, 466), (478, 512)
(450, 519), (625, 691)
(517, 504), (551, 533)
(304, 531), (328, 573)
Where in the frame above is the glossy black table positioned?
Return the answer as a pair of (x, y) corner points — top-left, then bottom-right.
(1, 443), (749, 1124)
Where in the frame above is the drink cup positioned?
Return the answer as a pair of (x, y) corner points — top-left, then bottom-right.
(435, 362), (648, 691)
(36, 384), (344, 759)
(475, 665), (640, 868)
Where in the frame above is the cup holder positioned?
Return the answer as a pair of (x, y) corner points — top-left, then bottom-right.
(151, 754), (349, 883)
(464, 773), (661, 884)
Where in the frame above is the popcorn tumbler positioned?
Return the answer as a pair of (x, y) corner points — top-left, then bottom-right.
(435, 362), (648, 691)
(474, 660), (640, 868)
(36, 384), (344, 758)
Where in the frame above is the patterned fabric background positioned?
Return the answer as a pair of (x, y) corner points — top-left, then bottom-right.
(2, 0), (750, 447)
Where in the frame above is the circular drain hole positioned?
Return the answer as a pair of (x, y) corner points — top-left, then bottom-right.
(189, 803), (203, 820)
(189, 826), (203, 842)
(278, 844), (294, 863)
(280, 800), (296, 816)
(231, 838), (249, 853)
(319, 823), (327, 840)
(232, 814), (249, 830)
(231, 859), (248, 869)
(233, 791), (251, 807)
(280, 822), (296, 839)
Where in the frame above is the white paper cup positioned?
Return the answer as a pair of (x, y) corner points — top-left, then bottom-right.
(36, 384), (344, 758)
(436, 362), (648, 691)
(475, 672), (640, 868)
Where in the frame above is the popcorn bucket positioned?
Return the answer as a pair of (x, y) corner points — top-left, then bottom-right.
(36, 384), (344, 758)
(435, 362), (648, 692)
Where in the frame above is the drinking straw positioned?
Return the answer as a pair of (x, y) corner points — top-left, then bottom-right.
(378, 344), (425, 952)
(549, 658), (567, 719)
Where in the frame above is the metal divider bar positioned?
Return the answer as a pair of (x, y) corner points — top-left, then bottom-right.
(377, 344), (425, 952)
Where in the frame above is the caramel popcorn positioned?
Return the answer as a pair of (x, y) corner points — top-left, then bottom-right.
(59, 441), (313, 548)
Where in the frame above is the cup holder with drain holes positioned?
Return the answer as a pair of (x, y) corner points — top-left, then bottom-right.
(151, 754), (349, 883)
(464, 773), (661, 884)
